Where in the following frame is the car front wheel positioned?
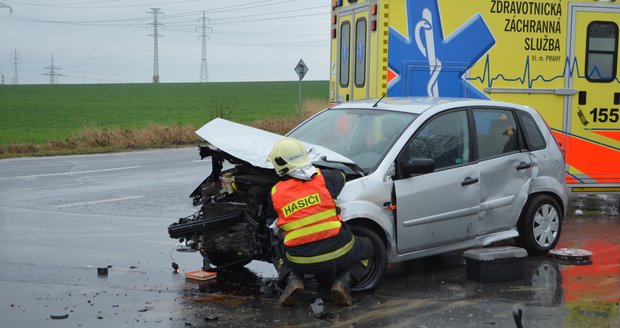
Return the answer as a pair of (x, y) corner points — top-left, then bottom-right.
(517, 194), (563, 255)
(350, 225), (387, 292)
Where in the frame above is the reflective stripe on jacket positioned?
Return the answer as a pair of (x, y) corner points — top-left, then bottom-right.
(272, 169), (342, 247)
(286, 235), (355, 264)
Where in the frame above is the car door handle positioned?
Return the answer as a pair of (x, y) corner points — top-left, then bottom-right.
(516, 162), (532, 170)
(461, 177), (479, 186)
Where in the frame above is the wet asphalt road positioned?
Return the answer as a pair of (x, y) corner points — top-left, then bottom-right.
(0, 148), (619, 328)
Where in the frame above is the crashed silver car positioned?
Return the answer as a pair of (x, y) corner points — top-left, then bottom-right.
(169, 97), (568, 290)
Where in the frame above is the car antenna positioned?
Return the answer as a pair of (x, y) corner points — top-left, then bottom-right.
(372, 95), (386, 108)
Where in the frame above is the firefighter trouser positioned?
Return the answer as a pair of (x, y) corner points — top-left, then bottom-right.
(275, 233), (373, 289)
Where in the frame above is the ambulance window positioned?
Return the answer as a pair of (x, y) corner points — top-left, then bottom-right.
(355, 18), (367, 87)
(585, 21), (618, 82)
(340, 21), (351, 88)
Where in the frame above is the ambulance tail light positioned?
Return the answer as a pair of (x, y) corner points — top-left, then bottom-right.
(371, 4), (377, 15)
(371, 20), (377, 31)
(332, 28), (337, 39)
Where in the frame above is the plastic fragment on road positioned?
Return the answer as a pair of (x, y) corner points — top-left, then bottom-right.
(463, 246), (528, 282)
(548, 248), (593, 265)
(512, 304), (524, 328)
(204, 315), (218, 321)
(50, 314), (69, 320)
(311, 298), (329, 318)
(185, 269), (217, 281)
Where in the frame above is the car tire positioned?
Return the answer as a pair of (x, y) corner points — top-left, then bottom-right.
(517, 194), (563, 255)
(350, 225), (387, 292)
(201, 251), (251, 269)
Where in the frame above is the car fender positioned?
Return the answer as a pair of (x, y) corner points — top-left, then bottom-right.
(339, 200), (396, 259)
(528, 175), (569, 215)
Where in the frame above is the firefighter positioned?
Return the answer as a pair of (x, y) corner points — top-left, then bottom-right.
(267, 137), (373, 307)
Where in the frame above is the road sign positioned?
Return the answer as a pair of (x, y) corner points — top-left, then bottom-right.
(294, 59), (309, 124)
(294, 59), (308, 80)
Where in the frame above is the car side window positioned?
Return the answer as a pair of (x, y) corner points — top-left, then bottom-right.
(399, 110), (469, 171)
(474, 108), (519, 159)
(517, 111), (546, 151)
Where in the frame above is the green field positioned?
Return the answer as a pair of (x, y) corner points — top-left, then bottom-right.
(0, 81), (328, 145)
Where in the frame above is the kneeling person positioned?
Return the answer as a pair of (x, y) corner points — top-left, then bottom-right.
(268, 137), (373, 307)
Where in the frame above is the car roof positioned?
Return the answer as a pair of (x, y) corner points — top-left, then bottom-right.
(330, 97), (531, 115)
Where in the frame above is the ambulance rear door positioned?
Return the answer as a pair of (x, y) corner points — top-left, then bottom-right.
(565, 3), (620, 190)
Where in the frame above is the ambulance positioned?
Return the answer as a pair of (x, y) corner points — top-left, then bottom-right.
(329, 0), (620, 193)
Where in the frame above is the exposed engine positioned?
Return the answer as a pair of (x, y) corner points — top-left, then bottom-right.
(168, 145), (279, 270)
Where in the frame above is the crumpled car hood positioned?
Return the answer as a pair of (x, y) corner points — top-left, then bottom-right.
(195, 118), (354, 169)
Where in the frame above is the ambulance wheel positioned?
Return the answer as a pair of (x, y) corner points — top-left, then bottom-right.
(517, 194), (563, 255)
(350, 226), (387, 292)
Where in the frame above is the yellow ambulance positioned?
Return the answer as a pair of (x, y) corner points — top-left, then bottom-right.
(329, 0), (620, 193)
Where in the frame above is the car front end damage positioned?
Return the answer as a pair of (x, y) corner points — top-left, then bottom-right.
(168, 144), (279, 270)
(167, 118), (359, 272)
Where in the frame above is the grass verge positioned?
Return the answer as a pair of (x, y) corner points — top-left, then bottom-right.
(0, 98), (327, 158)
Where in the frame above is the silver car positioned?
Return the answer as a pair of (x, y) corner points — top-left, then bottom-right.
(169, 97), (568, 291)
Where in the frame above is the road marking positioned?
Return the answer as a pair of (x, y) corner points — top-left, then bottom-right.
(192, 158), (212, 163)
(9, 166), (140, 179)
(54, 196), (145, 208)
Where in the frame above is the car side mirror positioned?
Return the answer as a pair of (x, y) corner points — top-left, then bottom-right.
(401, 158), (435, 177)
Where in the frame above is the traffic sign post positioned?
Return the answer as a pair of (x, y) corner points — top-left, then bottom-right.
(294, 59), (309, 124)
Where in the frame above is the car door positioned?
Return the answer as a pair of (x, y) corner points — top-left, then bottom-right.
(394, 109), (480, 253)
(474, 107), (533, 234)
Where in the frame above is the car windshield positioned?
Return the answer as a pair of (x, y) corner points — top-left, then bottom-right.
(288, 108), (418, 172)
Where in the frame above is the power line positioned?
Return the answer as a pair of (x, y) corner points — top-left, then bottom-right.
(9, 0), (200, 9)
(197, 11), (211, 83)
(3, 1), (328, 84)
(9, 0), (120, 6)
(42, 54), (63, 84)
(4, 3), (326, 27)
(0, 2), (12, 13)
(148, 8), (163, 83)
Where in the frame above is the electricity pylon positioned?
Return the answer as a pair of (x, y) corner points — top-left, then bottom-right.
(148, 8), (164, 83)
(43, 55), (63, 84)
(9, 49), (19, 84)
(197, 11), (212, 83)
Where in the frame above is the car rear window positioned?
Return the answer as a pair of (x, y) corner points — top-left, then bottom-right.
(473, 108), (520, 159)
(517, 111), (547, 151)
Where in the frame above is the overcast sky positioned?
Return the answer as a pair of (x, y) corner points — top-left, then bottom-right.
(0, 0), (330, 84)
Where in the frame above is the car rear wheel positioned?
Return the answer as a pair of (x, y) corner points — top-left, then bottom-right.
(350, 226), (387, 292)
(517, 194), (563, 255)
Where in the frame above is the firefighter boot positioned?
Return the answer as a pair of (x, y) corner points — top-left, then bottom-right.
(279, 272), (304, 306)
(330, 272), (354, 306)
